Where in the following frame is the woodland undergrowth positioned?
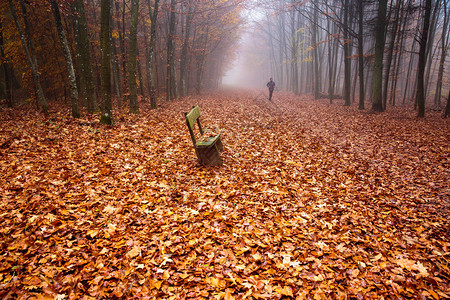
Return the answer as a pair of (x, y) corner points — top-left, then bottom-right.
(0, 91), (449, 299)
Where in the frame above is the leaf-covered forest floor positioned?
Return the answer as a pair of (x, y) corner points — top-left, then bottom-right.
(0, 91), (449, 299)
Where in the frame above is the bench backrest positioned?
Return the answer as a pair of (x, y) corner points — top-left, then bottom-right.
(184, 106), (204, 146)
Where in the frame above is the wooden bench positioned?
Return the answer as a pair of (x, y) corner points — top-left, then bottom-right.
(184, 106), (223, 166)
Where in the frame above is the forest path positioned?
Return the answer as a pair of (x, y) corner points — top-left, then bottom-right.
(0, 90), (449, 299)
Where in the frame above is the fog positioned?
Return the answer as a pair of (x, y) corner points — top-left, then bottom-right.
(222, 7), (272, 90)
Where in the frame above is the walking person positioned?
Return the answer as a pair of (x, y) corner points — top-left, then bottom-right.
(267, 77), (275, 101)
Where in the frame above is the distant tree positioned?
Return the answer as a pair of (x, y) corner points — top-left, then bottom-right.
(100, 0), (113, 125)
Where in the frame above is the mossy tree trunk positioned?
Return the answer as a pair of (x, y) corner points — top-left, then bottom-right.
(51, 0), (80, 118)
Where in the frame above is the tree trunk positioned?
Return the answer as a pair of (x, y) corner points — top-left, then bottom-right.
(128, 0), (139, 114)
(434, 1), (449, 107)
(343, 0), (351, 106)
(147, 0), (159, 109)
(9, 0), (48, 114)
(51, 0), (80, 118)
(100, 0), (113, 125)
(111, 2), (122, 106)
(382, 0), (401, 110)
(312, 0), (320, 99)
(357, 0), (365, 109)
(371, 0), (388, 112)
(180, 0), (194, 97)
(74, 0), (98, 113)
(416, 0), (432, 118)
(424, 0), (440, 97)
(166, 0), (177, 101)
(0, 22), (12, 107)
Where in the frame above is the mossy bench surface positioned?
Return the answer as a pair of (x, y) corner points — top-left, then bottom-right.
(184, 106), (223, 166)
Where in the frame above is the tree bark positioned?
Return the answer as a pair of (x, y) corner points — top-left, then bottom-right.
(371, 0), (388, 112)
(100, 0), (114, 125)
(51, 0), (80, 118)
(416, 0), (432, 118)
(9, 0), (48, 114)
(128, 0), (139, 114)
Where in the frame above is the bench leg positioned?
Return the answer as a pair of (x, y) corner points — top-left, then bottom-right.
(197, 145), (222, 166)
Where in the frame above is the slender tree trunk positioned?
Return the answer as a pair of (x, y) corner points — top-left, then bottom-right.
(434, 1), (449, 107)
(389, 1), (409, 106)
(424, 0), (440, 97)
(327, 17), (333, 103)
(371, 0), (388, 112)
(290, 5), (298, 94)
(0, 22), (12, 107)
(416, 0), (432, 118)
(166, 0), (177, 101)
(51, 0), (80, 118)
(110, 2), (122, 106)
(343, 0), (351, 106)
(128, 0), (139, 114)
(100, 0), (113, 125)
(147, 0), (159, 109)
(9, 0), (48, 114)
(312, 0), (320, 99)
(180, 0), (194, 97)
(382, 0), (401, 110)
(74, 0), (97, 113)
(357, 0), (365, 109)
(136, 47), (144, 97)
